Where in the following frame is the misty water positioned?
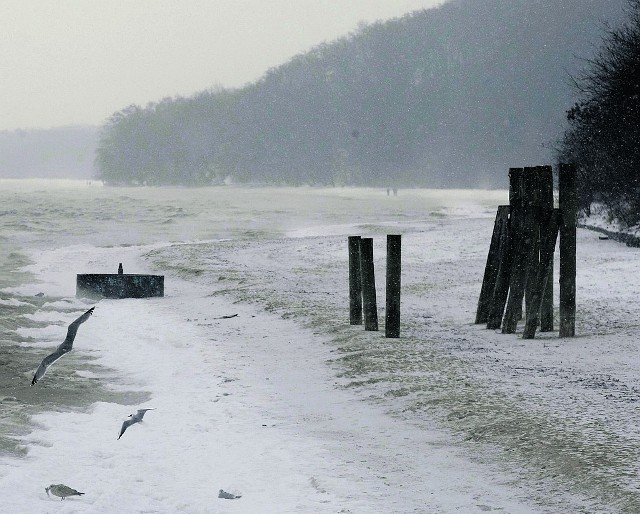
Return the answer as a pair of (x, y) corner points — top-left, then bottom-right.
(3, 179), (640, 512)
(2, 180), (479, 455)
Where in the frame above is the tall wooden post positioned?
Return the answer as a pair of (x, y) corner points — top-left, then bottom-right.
(348, 236), (363, 325)
(503, 167), (537, 333)
(509, 167), (524, 210)
(486, 210), (512, 329)
(385, 234), (401, 338)
(360, 237), (379, 331)
(476, 206), (509, 324)
(539, 165), (555, 331)
(559, 163), (577, 337)
(486, 168), (521, 329)
(523, 209), (560, 339)
(524, 167), (541, 318)
(510, 167), (525, 323)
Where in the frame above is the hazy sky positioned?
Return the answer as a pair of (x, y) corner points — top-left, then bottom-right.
(1, 0), (445, 131)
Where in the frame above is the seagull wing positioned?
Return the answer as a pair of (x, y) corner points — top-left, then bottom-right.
(118, 417), (136, 439)
(31, 307), (94, 386)
(57, 307), (94, 353)
(31, 348), (67, 385)
(137, 408), (155, 419)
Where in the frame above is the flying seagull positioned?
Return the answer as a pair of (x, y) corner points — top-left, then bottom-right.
(31, 307), (94, 386)
(118, 408), (155, 440)
(45, 483), (84, 500)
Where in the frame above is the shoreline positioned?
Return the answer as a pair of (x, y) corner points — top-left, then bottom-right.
(0, 241), (540, 512)
(3, 184), (640, 511)
(578, 222), (640, 248)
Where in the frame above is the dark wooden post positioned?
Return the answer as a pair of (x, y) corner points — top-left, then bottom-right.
(486, 209), (512, 329)
(385, 234), (401, 338)
(486, 168), (522, 329)
(524, 167), (541, 318)
(360, 237), (379, 331)
(539, 165), (555, 331)
(523, 209), (560, 338)
(476, 205), (509, 324)
(510, 167), (525, 322)
(509, 167), (524, 211)
(348, 236), (363, 325)
(503, 167), (538, 333)
(559, 163), (577, 337)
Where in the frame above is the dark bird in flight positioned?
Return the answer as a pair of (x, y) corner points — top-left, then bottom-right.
(45, 483), (85, 500)
(118, 408), (155, 440)
(31, 307), (94, 386)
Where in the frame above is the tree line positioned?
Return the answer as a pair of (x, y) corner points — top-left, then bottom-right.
(557, 0), (640, 226)
(96, 0), (626, 188)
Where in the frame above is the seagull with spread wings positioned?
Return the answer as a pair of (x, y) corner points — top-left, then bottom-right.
(118, 408), (155, 440)
(31, 307), (94, 386)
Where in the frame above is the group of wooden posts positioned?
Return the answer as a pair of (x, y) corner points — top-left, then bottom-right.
(475, 164), (577, 338)
(346, 164), (576, 340)
(348, 235), (402, 338)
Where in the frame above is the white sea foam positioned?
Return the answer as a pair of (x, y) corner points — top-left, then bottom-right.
(0, 298), (31, 307)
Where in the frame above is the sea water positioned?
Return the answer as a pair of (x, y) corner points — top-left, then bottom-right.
(1, 180), (492, 457)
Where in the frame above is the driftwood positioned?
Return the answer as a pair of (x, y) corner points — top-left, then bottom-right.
(213, 313), (239, 320)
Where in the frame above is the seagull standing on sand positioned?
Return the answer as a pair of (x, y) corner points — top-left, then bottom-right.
(31, 307), (94, 386)
(45, 484), (84, 500)
(118, 408), (155, 439)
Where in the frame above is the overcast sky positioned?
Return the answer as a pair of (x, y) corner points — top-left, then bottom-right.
(0, 0), (446, 131)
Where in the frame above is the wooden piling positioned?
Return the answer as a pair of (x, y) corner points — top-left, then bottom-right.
(524, 167), (541, 318)
(348, 236), (363, 325)
(486, 209), (513, 329)
(360, 237), (379, 331)
(559, 163), (577, 337)
(385, 234), (401, 338)
(523, 209), (560, 338)
(503, 167), (538, 333)
(539, 165), (555, 331)
(509, 167), (524, 210)
(486, 168), (521, 329)
(476, 206), (509, 324)
(510, 167), (525, 322)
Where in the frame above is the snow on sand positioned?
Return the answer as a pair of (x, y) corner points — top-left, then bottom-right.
(0, 243), (538, 513)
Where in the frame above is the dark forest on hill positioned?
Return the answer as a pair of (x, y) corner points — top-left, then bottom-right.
(558, 0), (640, 226)
(94, 0), (626, 188)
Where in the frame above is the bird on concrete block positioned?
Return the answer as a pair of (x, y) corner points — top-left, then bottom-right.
(45, 484), (84, 500)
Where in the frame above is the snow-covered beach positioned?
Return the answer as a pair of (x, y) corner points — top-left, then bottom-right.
(0, 244), (536, 513)
(2, 182), (640, 512)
